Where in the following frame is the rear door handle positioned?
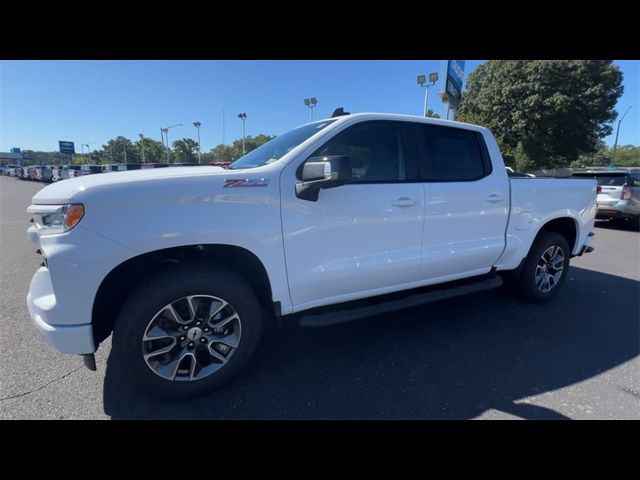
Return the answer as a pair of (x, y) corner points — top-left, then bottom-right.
(485, 193), (503, 203)
(391, 197), (420, 208)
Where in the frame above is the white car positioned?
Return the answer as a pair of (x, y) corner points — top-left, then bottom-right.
(26, 112), (597, 398)
(61, 165), (82, 180)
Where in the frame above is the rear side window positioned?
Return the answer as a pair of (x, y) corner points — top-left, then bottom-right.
(628, 173), (640, 187)
(420, 125), (490, 181)
(573, 173), (627, 186)
(596, 175), (626, 186)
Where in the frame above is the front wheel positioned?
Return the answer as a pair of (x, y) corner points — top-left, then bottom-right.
(511, 231), (571, 303)
(110, 262), (263, 399)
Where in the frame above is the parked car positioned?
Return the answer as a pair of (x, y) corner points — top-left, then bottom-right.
(117, 163), (142, 171)
(140, 163), (169, 169)
(51, 166), (63, 182)
(572, 169), (640, 227)
(14, 167), (26, 179)
(80, 165), (103, 176)
(61, 165), (82, 180)
(101, 164), (120, 173)
(26, 166), (40, 181)
(26, 112), (596, 398)
(35, 166), (53, 183)
(506, 166), (535, 178)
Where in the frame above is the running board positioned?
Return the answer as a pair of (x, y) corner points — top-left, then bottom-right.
(299, 275), (503, 328)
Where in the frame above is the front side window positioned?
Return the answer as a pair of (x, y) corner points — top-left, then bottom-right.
(310, 121), (407, 182)
(421, 125), (488, 181)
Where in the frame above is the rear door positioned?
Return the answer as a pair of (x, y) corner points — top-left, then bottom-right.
(415, 124), (510, 281)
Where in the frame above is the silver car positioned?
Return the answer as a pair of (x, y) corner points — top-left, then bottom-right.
(572, 169), (640, 227)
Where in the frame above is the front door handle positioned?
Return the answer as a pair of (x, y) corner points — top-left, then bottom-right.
(485, 193), (503, 203)
(391, 197), (420, 208)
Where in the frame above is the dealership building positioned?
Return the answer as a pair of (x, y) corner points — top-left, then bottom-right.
(0, 149), (24, 166)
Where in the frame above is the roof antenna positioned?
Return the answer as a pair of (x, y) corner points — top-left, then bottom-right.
(331, 107), (350, 118)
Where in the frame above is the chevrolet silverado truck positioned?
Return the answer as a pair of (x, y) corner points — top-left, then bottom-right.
(26, 113), (597, 398)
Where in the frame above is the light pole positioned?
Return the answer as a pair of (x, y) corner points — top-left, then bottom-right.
(122, 138), (128, 163)
(160, 128), (165, 161)
(237, 113), (247, 156)
(83, 143), (94, 163)
(612, 106), (632, 165)
(193, 121), (202, 164)
(304, 97), (318, 122)
(417, 72), (439, 117)
(138, 134), (146, 164)
(161, 124), (183, 163)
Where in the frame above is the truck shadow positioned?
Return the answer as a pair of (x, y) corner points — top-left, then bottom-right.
(103, 267), (639, 419)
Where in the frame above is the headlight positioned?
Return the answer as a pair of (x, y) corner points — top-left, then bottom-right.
(27, 204), (85, 235)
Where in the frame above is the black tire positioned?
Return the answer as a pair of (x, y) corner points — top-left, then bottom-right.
(512, 231), (571, 303)
(110, 262), (263, 399)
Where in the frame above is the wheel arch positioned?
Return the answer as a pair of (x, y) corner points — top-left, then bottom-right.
(91, 244), (274, 347)
(534, 216), (579, 254)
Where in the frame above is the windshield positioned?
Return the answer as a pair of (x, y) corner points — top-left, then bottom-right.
(229, 120), (336, 169)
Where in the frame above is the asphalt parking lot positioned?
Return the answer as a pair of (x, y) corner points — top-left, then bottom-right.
(1, 175), (638, 419)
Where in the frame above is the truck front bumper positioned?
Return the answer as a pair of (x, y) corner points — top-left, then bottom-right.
(26, 267), (95, 354)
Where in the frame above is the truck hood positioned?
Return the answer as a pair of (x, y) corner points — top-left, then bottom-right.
(31, 166), (226, 204)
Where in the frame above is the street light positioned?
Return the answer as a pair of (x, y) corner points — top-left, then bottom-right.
(417, 72), (439, 117)
(83, 143), (95, 163)
(161, 124), (183, 163)
(612, 106), (632, 165)
(122, 138), (128, 163)
(193, 121), (202, 164)
(237, 113), (247, 156)
(138, 134), (146, 164)
(304, 97), (318, 122)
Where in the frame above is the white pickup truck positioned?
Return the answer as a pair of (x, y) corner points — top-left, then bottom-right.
(26, 113), (597, 398)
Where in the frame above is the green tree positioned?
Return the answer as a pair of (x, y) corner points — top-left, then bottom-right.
(209, 134), (275, 163)
(457, 60), (623, 171)
(102, 136), (139, 163)
(137, 137), (165, 163)
(612, 145), (640, 167)
(425, 109), (440, 119)
(209, 144), (237, 164)
(570, 141), (611, 168)
(172, 138), (199, 163)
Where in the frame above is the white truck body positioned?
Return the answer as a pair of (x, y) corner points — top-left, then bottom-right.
(26, 113), (596, 357)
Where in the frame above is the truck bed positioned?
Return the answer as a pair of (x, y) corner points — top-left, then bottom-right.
(494, 177), (597, 270)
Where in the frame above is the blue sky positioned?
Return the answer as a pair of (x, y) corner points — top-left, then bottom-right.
(1, 60), (637, 152)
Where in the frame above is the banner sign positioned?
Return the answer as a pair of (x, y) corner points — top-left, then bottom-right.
(59, 141), (75, 154)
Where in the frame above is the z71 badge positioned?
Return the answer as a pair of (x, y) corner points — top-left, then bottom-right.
(224, 178), (270, 188)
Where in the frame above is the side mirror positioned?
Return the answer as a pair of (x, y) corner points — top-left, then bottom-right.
(296, 155), (352, 201)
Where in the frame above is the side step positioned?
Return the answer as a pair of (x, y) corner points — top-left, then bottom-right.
(299, 275), (503, 328)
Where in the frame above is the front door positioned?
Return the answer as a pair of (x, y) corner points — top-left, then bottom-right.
(280, 121), (425, 310)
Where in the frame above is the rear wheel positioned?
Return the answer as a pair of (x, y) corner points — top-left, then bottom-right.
(110, 262), (263, 399)
(511, 231), (571, 303)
